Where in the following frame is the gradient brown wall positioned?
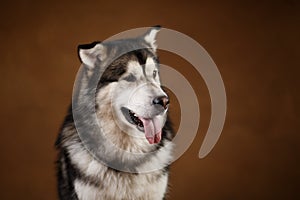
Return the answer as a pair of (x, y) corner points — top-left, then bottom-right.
(0, 0), (299, 199)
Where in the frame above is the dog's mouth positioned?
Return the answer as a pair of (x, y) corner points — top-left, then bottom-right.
(121, 107), (162, 144)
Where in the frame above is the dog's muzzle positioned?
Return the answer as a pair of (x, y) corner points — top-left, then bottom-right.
(121, 95), (169, 145)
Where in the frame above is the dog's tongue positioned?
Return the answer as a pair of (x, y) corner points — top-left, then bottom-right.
(139, 117), (162, 144)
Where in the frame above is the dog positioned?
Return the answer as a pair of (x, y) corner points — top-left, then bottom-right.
(55, 26), (174, 200)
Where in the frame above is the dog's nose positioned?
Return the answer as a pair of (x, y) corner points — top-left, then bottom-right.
(153, 96), (169, 109)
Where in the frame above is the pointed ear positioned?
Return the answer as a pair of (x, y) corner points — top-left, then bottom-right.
(143, 25), (161, 51)
(78, 41), (106, 68)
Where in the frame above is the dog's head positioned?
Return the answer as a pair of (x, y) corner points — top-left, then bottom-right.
(77, 27), (169, 145)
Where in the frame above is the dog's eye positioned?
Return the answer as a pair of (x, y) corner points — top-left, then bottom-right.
(153, 70), (157, 79)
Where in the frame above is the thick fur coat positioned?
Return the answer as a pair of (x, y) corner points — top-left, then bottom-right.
(55, 27), (174, 200)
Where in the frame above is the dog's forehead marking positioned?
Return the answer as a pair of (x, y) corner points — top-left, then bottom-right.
(144, 57), (158, 79)
(127, 60), (143, 75)
(145, 57), (156, 71)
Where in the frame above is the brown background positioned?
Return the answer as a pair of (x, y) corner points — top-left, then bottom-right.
(0, 0), (299, 199)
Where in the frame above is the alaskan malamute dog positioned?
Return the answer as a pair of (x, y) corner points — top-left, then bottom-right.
(55, 26), (174, 200)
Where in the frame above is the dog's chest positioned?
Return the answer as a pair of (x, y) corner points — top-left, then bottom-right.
(66, 135), (172, 200)
(74, 168), (168, 200)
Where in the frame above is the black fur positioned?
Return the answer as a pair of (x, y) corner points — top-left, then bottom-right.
(56, 149), (79, 200)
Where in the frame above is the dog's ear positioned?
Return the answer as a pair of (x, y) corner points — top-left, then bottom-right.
(143, 25), (161, 51)
(78, 41), (106, 68)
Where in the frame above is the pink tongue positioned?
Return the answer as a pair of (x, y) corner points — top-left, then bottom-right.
(139, 117), (162, 144)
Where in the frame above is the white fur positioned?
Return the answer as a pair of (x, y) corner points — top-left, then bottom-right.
(74, 172), (168, 200)
(70, 141), (170, 199)
(144, 28), (160, 50)
(74, 180), (99, 200)
(114, 60), (166, 119)
(145, 57), (156, 77)
(79, 44), (106, 67)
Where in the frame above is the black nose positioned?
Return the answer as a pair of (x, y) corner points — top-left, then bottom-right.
(153, 96), (169, 109)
